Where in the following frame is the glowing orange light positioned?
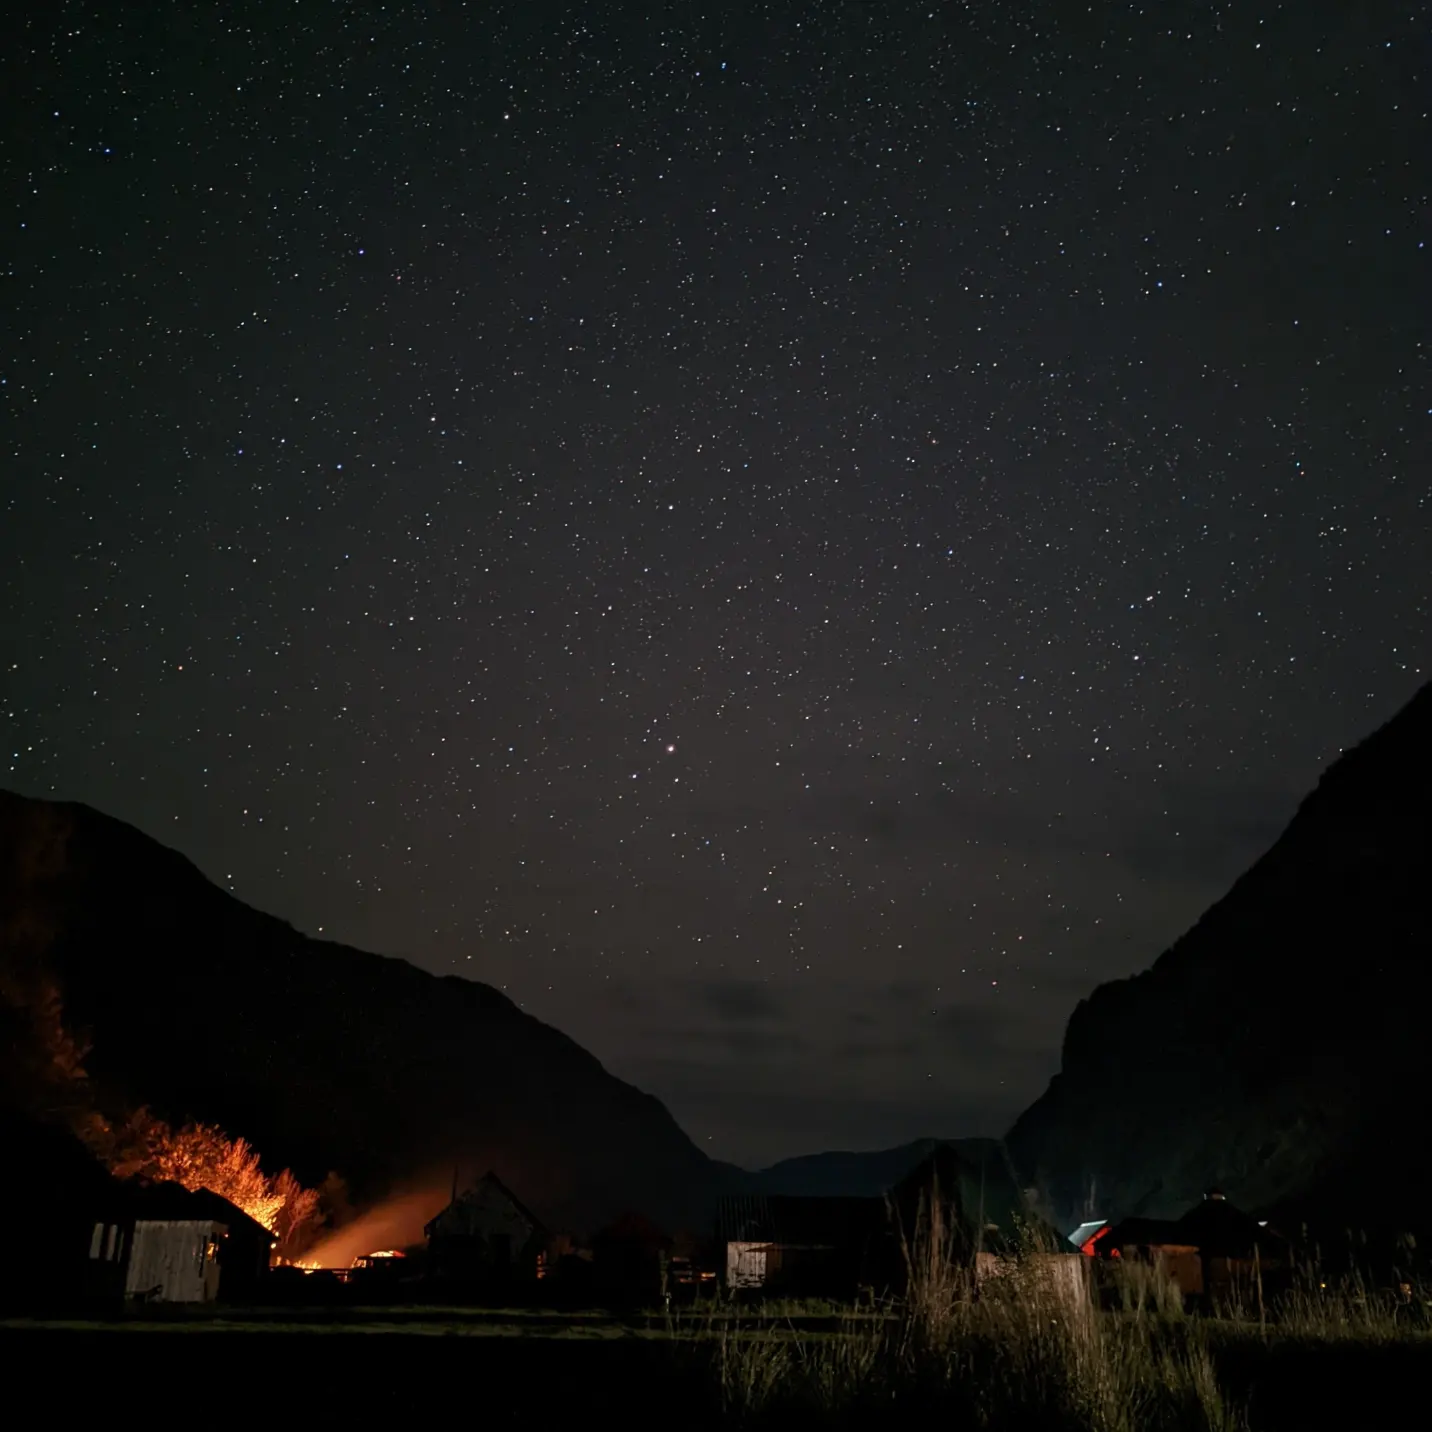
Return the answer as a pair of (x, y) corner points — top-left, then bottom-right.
(103, 1117), (318, 1239)
(352, 1249), (407, 1268)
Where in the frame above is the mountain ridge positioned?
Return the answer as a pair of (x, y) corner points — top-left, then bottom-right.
(1007, 681), (1432, 1232)
(0, 788), (729, 1233)
(749, 1137), (1000, 1198)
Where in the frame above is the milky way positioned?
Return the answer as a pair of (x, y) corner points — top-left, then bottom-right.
(3, 1), (1426, 1164)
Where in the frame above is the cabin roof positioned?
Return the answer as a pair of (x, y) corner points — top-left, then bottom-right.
(1174, 1194), (1286, 1254)
(424, 1170), (546, 1239)
(128, 1181), (272, 1239)
(1103, 1195), (1287, 1256)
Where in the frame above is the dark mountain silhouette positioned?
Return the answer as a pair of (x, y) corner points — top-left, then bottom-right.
(1007, 681), (1432, 1235)
(0, 789), (734, 1233)
(751, 1137), (999, 1197)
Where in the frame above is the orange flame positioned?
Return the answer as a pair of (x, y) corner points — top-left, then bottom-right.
(99, 1112), (320, 1246)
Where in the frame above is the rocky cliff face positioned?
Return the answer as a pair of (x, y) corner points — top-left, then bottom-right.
(1007, 682), (1432, 1233)
(0, 790), (727, 1233)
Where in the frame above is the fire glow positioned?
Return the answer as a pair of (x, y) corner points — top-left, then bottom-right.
(97, 1113), (319, 1249)
(298, 1187), (446, 1269)
(281, 1248), (407, 1277)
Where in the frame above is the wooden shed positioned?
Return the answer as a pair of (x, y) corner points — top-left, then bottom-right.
(1173, 1189), (1289, 1300)
(1094, 1191), (1288, 1302)
(717, 1194), (892, 1297)
(125, 1184), (273, 1303)
(424, 1171), (547, 1285)
(1091, 1214), (1202, 1291)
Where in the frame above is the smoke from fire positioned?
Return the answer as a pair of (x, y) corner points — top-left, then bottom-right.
(299, 1181), (451, 1268)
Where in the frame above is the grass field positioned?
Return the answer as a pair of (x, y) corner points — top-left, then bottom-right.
(5, 1250), (1430, 1429)
(3, 1315), (1429, 1430)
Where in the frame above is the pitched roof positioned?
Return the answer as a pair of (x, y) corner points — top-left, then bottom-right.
(425, 1170), (547, 1239)
(1102, 1196), (1288, 1256)
(128, 1181), (272, 1239)
(1174, 1194), (1286, 1256)
(1068, 1220), (1108, 1250)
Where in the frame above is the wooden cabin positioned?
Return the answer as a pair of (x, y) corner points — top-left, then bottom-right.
(1094, 1190), (1288, 1302)
(125, 1183), (272, 1303)
(424, 1171), (547, 1287)
(718, 1141), (1074, 1302)
(0, 1113), (273, 1309)
(717, 1194), (892, 1297)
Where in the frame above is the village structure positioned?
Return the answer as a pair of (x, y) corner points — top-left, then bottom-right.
(424, 1171), (549, 1285)
(1070, 1188), (1291, 1304)
(6, 1106), (1291, 1314)
(4, 1112), (275, 1313)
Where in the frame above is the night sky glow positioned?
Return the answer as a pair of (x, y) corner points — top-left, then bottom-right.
(3, 2), (1426, 1165)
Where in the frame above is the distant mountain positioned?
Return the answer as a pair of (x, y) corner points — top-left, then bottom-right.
(1007, 682), (1432, 1235)
(0, 790), (733, 1234)
(752, 1138), (1006, 1198)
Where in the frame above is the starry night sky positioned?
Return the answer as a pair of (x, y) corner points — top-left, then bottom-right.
(3, 2), (1426, 1167)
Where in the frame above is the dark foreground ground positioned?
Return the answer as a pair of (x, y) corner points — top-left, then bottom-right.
(5, 1325), (717, 1426)
(4, 1320), (1429, 1429)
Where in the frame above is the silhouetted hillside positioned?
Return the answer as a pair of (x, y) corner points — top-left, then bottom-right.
(1007, 681), (1432, 1234)
(752, 1138), (997, 1197)
(0, 790), (733, 1233)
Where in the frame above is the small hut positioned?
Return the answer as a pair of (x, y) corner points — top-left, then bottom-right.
(717, 1194), (891, 1297)
(1174, 1189), (1288, 1300)
(125, 1183), (270, 1303)
(1095, 1190), (1288, 1302)
(424, 1171), (547, 1288)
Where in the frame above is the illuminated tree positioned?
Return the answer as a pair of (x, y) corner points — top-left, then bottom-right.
(99, 1108), (320, 1246)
